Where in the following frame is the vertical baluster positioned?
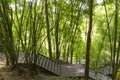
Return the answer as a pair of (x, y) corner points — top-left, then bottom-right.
(57, 64), (60, 75)
(54, 62), (57, 74)
(52, 61), (55, 72)
(45, 58), (49, 69)
(39, 55), (43, 66)
(41, 56), (46, 67)
(37, 54), (41, 65)
(48, 60), (52, 71)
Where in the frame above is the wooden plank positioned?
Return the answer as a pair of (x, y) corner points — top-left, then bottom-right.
(57, 64), (60, 75)
(0, 53), (5, 62)
(51, 61), (55, 72)
(36, 54), (41, 65)
(60, 64), (111, 80)
(54, 62), (57, 74)
(61, 64), (84, 69)
(61, 68), (84, 77)
(97, 73), (112, 80)
(98, 66), (112, 75)
(18, 53), (25, 63)
(61, 64), (84, 77)
(44, 58), (49, 69)
(54, 62), (58, 74)
(30, 54), (34, 64)
(48, 60), (52, 71)
(41, 56), (46, 68)
(39, 55), (44, 66)
(89, 69), (112, 80)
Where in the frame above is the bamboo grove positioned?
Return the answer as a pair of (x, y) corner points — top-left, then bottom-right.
(0, 0), (120, 79)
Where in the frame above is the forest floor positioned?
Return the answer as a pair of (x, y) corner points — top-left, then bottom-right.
(0, 53), (81, 80)
(0, 62), (81, 80)
(0, 62), (71, 80)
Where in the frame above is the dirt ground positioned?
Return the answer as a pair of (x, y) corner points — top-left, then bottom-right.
(0, 62), (73, 80)
(0, 53), (76, 80)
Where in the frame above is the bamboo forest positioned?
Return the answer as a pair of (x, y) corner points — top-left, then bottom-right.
(0, 0), (120, 80)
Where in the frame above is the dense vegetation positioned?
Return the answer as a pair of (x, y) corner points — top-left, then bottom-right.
(0, 0), (120, 80)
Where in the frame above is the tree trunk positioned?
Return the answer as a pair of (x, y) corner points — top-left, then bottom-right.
(55, 0), (60, 60)
(85, 0), (93, 80)
(0, 0), (17, 67)
(45, 0), (52, 58)
(112, 0), (118, 79)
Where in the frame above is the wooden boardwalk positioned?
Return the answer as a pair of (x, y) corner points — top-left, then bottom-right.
(29, 54), (111, 80)
(0, 53), (112, 80)
(60, 64), (111, 80)
(98, 66), (112, 75)
(60, 64), (84, 77)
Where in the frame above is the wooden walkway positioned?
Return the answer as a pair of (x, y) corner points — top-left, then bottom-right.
(60, 64), (112, 80)
(24, 54), (111, 80)
(0, 53), (112, 80)
(98, 66), (112, 75)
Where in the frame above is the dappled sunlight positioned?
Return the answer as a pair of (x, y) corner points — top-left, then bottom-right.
(76, 69), (84, 73)
(97, 0), (103, 4)
(0, 62), (5, 68)
(0, 0), (118, 80)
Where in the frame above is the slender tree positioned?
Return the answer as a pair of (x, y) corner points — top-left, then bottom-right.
(0, 0), (17, 67)
(85, 0), (93, 80)
(45, 0), (52, 58)
(54, 0), (60, 60)
(112, 0), (118, 79)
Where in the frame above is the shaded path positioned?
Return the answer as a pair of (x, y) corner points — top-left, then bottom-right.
(0, 53), (112, 80)
(33, 54), (112, 80)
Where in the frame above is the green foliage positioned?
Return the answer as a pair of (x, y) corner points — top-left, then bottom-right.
(0, 1), (120, 78)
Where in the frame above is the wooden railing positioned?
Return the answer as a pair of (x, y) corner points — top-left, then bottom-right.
(36, 54), (60, 75)
(18, 53), (61, 75)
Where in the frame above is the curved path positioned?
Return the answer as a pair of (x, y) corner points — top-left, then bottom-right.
(0, 53), (112, 80)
